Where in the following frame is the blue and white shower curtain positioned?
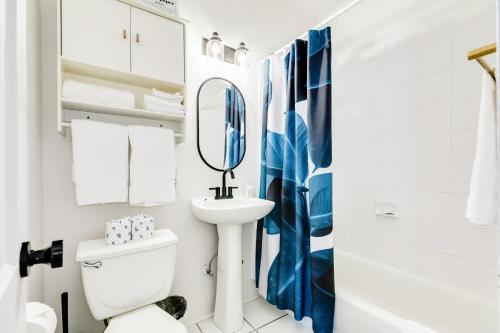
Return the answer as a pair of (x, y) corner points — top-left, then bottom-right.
(256, 27), (334, 333)
(224, 86), (245, 169)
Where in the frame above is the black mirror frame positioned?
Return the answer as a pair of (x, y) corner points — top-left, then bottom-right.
(196, 77), (247, 172)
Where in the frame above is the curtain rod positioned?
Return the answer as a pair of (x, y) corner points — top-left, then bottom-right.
(271, 0), (365, 56)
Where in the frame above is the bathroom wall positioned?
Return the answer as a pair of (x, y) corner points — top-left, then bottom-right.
(40, 1), (260, 332)
(330, 0), (497, 298)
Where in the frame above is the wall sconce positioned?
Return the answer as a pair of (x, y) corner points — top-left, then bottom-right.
(234, 42), (249, 67)
(206, 32), (223, 60)
(202, 34), (249, 67)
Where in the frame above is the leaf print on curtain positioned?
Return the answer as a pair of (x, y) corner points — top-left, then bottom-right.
(256, 27), (334, 333)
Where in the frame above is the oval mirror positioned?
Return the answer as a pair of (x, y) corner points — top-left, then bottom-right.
(197, 78), (246, 171)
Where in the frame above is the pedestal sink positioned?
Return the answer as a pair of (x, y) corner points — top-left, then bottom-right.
(191, 197), (275, 333)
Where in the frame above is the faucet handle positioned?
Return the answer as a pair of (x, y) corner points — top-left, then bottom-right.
(227, 186), (239, 199)
(209, 187), (221, 200)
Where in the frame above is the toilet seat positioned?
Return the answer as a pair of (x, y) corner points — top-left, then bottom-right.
(105, 305), (187, 333)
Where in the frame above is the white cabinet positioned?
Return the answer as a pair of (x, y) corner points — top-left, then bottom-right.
(131, 7), (185, 85)
(62, 0), (131, 73)
(61, 0), (185, 85)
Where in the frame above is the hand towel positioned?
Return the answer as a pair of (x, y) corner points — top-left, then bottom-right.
(129, 126), (176, 207)
(466, 72), (498, 225)
(143, 94), (184, 111)
(152, 88), (184, 104)
(71, 120), (129, 206)
(131, 214), (155, 240)
(62, 79), (135, 108)
(105, 217), (132, 245)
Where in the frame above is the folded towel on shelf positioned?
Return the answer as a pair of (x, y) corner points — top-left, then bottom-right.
(152, 88), (184, 104)
(143, 94), (184, 112)
(129, 126), (176, 207)
(143, 102), (185, 115)
(105, 217), (132, 246)
(466, 72), (498, 225)
(71, 120), (129, 206)
(62, 79), (135, 108)
(131, 214), (155, 241)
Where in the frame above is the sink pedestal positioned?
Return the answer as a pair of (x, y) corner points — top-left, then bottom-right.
(213, 224), (244, 333)
(190, 197), (275, 333)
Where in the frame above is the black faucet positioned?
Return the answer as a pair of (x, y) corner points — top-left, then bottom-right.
(209, 170), (238, 200)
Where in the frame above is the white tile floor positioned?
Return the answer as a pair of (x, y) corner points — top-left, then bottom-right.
(187, 297), (313, 333)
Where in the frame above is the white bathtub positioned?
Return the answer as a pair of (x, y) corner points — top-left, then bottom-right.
(333, 250), (497, 333)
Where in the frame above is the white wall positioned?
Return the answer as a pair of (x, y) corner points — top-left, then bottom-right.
(41, 1), (259, 332)
(331, 0), (497, 298)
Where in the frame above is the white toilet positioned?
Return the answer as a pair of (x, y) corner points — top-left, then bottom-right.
(76, 229), (187, 333)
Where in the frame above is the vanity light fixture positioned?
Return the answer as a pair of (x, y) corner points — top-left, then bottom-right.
(234, 42), (249, 67)
(206, 32), (223, 60)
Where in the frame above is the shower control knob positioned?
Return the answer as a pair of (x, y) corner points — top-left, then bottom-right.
(19, 240), (63, 278)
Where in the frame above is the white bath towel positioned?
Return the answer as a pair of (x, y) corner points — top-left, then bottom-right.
(466, 72), (498, 225)
(128, 126), (176, 207)
(62, 79), (135, 108)
(143, 94), (184, 112)
(71, 120), (129, 206)
(152, 88), (184, 103)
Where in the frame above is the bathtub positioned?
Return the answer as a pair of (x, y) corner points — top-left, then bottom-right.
(333, 249), (497, 333)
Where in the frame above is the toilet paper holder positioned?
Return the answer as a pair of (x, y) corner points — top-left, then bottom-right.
(19, 240), (64, 278)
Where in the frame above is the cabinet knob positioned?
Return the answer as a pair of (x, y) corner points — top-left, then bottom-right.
(122, 29), (127, 39)
(136, 33), (140, 43)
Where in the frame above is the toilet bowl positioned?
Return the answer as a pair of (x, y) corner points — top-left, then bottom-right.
(76, 229), (187, 333)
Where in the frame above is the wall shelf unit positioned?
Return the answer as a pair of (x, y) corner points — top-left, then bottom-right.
(61, 99), (185, 122)
(56, 0), (188, 140)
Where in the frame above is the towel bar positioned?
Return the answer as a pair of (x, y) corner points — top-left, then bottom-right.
(61, 121), (183, 138)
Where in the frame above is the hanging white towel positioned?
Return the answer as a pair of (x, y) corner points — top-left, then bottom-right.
(128, 126), (176, 207)
(62, 79), (135, 108)
(466, 72), (498, 225)
(71, 120), (129, 206)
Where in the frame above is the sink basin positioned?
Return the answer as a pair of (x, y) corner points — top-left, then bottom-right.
(190, 196), (275, 333)
(191, 196), (275, 225)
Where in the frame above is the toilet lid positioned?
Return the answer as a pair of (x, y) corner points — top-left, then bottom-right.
(105, 305), (187, 333)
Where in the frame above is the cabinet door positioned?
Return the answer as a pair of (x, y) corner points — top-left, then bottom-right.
(62, 0), (130, 72)
(131, 7), (185, 84)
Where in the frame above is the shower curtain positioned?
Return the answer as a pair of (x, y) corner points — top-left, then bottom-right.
(256, 27), (334, 333)
(224, 86), (245, 169)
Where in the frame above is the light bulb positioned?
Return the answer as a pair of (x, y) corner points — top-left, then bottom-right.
(206, 32), (223, 60)
(210, 42), (221, 56)
(236, 52), (247, 66)
(234, 42), (249, 67)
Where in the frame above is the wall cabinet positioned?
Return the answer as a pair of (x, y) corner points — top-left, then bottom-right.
(131, 7), (185, 85)
(57, 0), (188, 136)
(62, 0), (185, 84)
(62, 0), (131, 73)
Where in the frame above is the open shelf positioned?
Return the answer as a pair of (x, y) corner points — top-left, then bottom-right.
(61, 57), (185, 93)
(61, 99), (185, 122)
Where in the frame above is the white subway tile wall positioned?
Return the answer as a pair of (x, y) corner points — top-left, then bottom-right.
(331, 6), (497, 298)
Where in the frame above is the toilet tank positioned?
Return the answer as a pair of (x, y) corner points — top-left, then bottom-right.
(76, 229), (178, 320)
